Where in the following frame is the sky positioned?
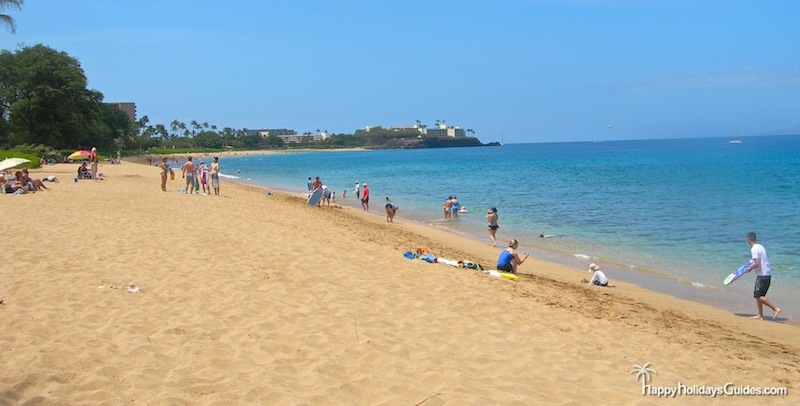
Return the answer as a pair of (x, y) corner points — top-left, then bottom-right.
(2, 0), (799, 144)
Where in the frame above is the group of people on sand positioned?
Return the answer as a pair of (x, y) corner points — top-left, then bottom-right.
(161, 156), (220, 196)
(494, 231), (781, 322)
(1, 168), (49, 194)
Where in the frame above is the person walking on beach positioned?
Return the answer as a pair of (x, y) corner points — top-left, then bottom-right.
(486, 207), (499, 246)
(745, 232), (781, 320)
(385, 197), (398, 222)
(89, 147), (98, 180)
(496, 239), (528, 274)
(160, 157), (168, 191)
(182, 156), (195, 194)
(210, 157), (220, 196)
(361, 183), (370, 212)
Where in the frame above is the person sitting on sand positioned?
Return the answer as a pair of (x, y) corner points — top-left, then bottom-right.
(8, 171), (29, 194)
(22, 169), (47, 191)
(497, 239), (528, 274)
(587, 263), (614, 287)
(385, 197), (398, 222)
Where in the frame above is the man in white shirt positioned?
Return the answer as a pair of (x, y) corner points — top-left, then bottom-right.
(745, 232), (781, 320)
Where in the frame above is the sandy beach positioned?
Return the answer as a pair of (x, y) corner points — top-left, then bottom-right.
(1, 161), (797, 404)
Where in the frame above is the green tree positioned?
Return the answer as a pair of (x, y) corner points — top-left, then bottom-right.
(0, 0), (23, 33)
(0, 44), (112, 149)
(194, 130), (222, 149)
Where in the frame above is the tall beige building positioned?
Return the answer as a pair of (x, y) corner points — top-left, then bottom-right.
(105, 102), (137, 123)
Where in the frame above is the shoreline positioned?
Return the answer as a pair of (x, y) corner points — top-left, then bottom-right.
(125, 147), (367, 165)
(219, 169), (798, 327)
(3, 160), (797, 403)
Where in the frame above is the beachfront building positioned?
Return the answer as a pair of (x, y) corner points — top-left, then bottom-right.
(105, 102), (137, 123)
(365, 122), (466, 138)
(426, 123), (466, 138)
(249, 128), (330, 144)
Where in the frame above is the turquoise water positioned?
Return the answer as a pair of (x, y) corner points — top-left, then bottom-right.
(216, 135), (800, 317)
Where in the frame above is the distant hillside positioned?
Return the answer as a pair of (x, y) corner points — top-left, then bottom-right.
(364, 136), (484, 149)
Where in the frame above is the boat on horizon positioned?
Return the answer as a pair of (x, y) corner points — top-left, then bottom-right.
(730, 124), (742, 144)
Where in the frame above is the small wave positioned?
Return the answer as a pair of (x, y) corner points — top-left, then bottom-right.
(219, 173), (239, 179)
(573, 254), (591, 260)
(691, 282), (706, 288)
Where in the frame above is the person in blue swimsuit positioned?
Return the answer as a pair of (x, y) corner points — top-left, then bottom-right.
(496, 239), (529, 274)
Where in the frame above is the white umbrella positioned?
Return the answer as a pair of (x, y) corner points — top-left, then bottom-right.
(0, 157), (31, 172)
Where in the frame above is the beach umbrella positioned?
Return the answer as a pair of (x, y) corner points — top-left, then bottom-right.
(0, 157), (31, 172)
(68, 150), (91, 160)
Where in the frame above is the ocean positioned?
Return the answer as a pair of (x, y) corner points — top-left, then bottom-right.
(214, 135), (800, 319)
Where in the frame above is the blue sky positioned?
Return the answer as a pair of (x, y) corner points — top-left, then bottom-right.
(2, 1), (799, 143)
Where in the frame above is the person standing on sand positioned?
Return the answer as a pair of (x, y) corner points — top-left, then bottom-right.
(496, 239), (529, 274)
(89, 147), (98, 180)
(199, 160), (209, 194)
(361, 183), (370, 212)
(385, 197), (398, 222)
(486, 207), (499, 246)
(210, 157), (220, 196)
(182, 156), (195, 194)
(160, 157), (168, 191)
(745, 232), (781, 320)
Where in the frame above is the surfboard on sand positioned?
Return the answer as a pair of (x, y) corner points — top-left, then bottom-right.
(724, 260), (754, 286)
(307, 188), (324, 206)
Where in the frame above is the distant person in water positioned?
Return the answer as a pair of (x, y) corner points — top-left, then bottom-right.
(486, 207), (499, 246)
(587, 263), (614, 287)
(496, 239), (528, 274)
(745, 232), (781, 320)
(385, 197), (398, 222)
(450, 195), (460, 217)
(443, 196), (453, 220)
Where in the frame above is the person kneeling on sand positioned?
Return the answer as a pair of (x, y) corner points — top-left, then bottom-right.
(587, 263), (614, 287)
(497, 239), (528, 274)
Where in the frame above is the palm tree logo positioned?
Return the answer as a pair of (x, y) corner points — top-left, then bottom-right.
(631, 363), (657, 389)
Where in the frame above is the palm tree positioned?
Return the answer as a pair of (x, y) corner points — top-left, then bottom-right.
(0, 0), (24, 34)
(630, 363), (657, 387)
